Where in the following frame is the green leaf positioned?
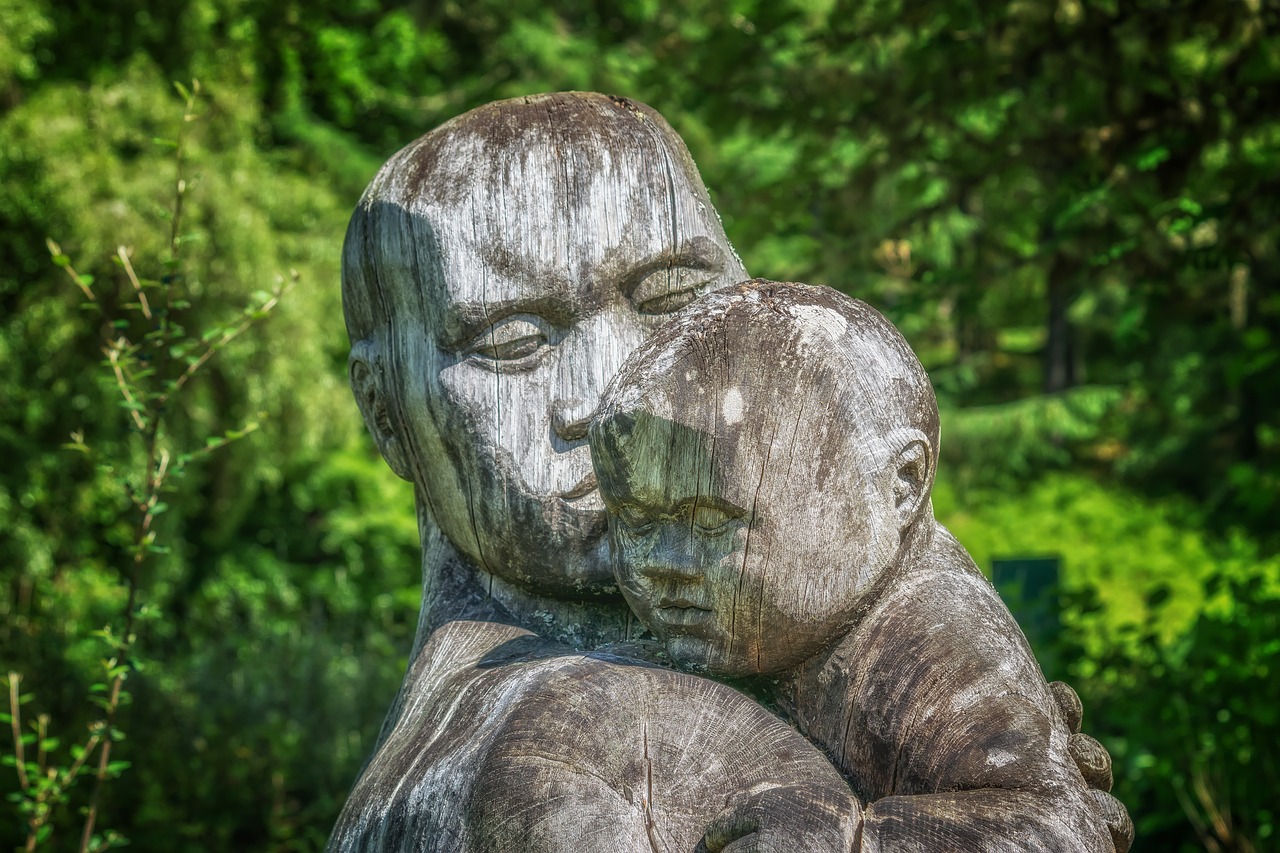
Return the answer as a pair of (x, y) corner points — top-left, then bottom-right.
(1137, 146), (1171, 171)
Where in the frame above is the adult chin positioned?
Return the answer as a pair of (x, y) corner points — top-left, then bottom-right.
(479, 493), (620, 601)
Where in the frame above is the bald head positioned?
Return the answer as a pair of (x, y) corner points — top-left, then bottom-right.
(588, 281), (941, 674)
(343, 92), (734, 347)
(340, 93), (748, 602)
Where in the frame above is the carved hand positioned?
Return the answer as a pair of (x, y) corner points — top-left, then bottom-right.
(1049, 681), (1135, 853)
(696, 784), (864, 853)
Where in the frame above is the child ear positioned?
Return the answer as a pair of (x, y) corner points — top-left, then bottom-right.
(350, 340), (413, 482)
(887, 429), (933, 530)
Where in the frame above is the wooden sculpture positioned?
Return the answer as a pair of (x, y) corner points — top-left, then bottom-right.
(328, 93), (1131, 852)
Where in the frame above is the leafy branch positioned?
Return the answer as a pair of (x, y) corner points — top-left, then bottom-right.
(4, 78), (292, 853)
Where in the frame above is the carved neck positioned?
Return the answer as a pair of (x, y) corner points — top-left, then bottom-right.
(413, 497), (639, 652)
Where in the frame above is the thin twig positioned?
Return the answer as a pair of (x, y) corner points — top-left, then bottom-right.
(105, 343), (147, 431)
(168, 80), (200, 263)
(34, 715), (48, 774)
(161, 287), (284, 403)
(58, 732), (102, 789)
(46, 239), (96, 302)
(152, 448), (170, 492)
(8, 674), (27, 790)
(116, 247), (152, 320)
(78, 580), (139, 853)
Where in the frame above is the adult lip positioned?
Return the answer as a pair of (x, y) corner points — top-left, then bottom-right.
(560, 471), (598, 501)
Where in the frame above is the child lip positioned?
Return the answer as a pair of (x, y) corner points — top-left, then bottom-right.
(655, 600), (713, 625)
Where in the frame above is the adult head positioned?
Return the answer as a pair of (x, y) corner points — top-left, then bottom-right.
(343, 92), (748, 600)
(589, 281), (940, 674)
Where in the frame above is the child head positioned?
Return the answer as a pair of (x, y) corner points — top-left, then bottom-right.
(588, 280), (939, 676)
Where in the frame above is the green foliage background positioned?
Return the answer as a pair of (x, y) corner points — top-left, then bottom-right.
(1, 1), (1277, 850)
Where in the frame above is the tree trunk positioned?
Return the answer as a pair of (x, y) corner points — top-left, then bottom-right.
(1044, 256), (1079, 393)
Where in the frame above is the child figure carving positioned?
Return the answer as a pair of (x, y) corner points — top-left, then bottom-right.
(588, 280), (1132, 851)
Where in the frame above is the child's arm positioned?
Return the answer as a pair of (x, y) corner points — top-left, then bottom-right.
(792, 526), (1123, 851)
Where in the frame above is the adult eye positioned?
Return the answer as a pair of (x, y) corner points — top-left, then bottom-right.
(630, 265), (713, 315)
(614, 503), (656, 533)
(692, 504), (736, 534)
(464, 317), (548, 362)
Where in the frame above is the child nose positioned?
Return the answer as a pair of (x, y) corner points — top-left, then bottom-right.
(635, 528), (704, 583)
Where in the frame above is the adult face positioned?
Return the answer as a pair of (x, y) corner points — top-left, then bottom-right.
(358, 95), (747, 599)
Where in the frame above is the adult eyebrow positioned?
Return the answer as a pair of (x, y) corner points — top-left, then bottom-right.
(618, 239), (727, 296)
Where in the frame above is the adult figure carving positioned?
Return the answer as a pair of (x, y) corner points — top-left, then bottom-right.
(327, 92), (1130, 851)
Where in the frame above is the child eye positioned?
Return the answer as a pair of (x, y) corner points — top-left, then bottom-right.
(691, 504), (736, 533)
(464, 317), (549, 362)
(630, 265), (713, 315)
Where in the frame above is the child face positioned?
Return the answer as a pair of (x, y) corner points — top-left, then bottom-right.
(592, 387), (903, 677)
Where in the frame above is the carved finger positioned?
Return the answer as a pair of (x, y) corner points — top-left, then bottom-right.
(699, 786), (862, 853)
(1069, 732), (1114, 791)
(1090, 789), (1134, 853)
(1048, 680), (1083, 733)
(718, 836), (764, 853)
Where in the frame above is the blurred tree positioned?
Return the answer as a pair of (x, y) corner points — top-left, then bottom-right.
(1060, 574), (1280, 852)
(0, 18), (419, 850)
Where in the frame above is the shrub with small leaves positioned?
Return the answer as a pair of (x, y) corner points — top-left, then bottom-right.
(2, 79), (289, 853)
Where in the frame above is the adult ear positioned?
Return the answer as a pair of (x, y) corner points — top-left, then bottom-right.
(886, 428), (933, 531)
(350, 339), (413, 481)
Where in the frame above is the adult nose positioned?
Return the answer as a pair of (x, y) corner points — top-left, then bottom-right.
(550, 308), (648, 443)
(550, 397), (592, 442)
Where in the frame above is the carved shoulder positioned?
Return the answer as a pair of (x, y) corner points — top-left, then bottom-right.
(793, 524), (1075, 800)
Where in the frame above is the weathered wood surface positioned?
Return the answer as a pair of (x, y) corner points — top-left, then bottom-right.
(342, 90), (747, 646)
(329, 93), (1132, 852)
(327, 614), (862, 852)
